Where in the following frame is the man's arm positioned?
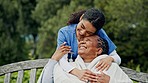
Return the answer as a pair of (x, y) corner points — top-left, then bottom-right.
(37, 59), (57, 83)
(37, 42), (71, 83)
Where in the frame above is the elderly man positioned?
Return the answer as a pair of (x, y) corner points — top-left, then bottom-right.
(54, 35), (133, 83)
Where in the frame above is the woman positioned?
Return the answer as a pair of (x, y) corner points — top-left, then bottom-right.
(57, 8), (121, 81)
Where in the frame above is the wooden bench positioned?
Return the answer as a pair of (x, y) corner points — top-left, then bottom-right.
(0, 59), (148, 83)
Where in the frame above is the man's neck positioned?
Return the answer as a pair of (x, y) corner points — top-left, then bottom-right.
(84, 63), (90, 67)
(83, 58), (93, 63)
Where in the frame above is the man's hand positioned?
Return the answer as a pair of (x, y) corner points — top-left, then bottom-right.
(70, 68), (97, 82)
(51, 42), (71, 61)
(96, 71), (110, 83)
(95, 56), (113, 71)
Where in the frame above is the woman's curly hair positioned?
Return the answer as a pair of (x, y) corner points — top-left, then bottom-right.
(67, 10), (86, 25)
(67, 8), (105, 32)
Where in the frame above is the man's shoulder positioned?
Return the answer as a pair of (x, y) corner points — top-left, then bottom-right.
(54, 63), (60, 69)
(111, 63), (119, 67)
(109, 62), (120, 71)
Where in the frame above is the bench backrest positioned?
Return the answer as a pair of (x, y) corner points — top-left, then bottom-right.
(0, 59), (148, 83)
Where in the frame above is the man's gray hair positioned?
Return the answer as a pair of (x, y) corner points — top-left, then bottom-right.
(96, 36), (109, 54)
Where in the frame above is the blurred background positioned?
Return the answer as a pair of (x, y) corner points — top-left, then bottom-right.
(0, 0), (147, 74)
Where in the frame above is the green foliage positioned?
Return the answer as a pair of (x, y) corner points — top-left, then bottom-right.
(0, 75), (4, 83)
(0, 0), (29, 65)
(0, 69), (43, 82)
(32, 0), (71, 25)
(0, 0), (39, 65)
(94, 0), (148, 72)
(11, 72), (18, 83)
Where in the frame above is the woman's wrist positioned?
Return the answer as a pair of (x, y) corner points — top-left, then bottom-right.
(69, 68), (80, 77)
(108, 56), (114, 62)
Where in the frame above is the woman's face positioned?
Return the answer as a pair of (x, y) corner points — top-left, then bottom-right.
(76, 19), (97, 41)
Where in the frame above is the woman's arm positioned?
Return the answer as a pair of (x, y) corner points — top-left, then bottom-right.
(95, 29), (121, 71)
(59, 55), (76, 72)
(95, 50), (121, 71)
(37, 59), (58, 83)
(109, 50), (121, 65)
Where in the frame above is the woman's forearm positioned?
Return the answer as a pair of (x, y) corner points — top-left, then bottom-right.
(109, 50), (121, 65)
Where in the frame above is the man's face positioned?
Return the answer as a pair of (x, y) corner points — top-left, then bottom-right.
(76, 19), (96, 41)
(78, 35), (99, 61)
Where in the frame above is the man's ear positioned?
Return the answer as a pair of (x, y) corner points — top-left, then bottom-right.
(79, 14), (84, 21)
(97, 48), (103, 55)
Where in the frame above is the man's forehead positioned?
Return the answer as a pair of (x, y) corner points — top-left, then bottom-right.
(83, 35), (98, 41)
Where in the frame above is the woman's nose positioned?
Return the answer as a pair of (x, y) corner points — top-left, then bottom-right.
(80, 30), (86, 36)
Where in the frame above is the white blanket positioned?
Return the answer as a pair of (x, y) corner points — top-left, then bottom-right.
(54, 55), (133, 83)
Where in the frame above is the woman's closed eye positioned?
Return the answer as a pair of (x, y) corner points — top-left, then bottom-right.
(81, 24), (85, 29)
(86, 31), (94, 36)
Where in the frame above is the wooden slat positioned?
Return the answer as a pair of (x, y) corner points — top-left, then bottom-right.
(30, 68), (36, 83)
(0, 59), (148, 83)
(121, 66), (148, 83)
(0, 59), (49, 75)
(4, 73), (11, 83)
(17, 70), (24, 83)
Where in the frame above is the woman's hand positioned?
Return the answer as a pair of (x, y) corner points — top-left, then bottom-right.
(96, 71), (110, 83)
(51, 42), (71, 61)
(95, 56), (114, 71)
(70, 68), (97, 82)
